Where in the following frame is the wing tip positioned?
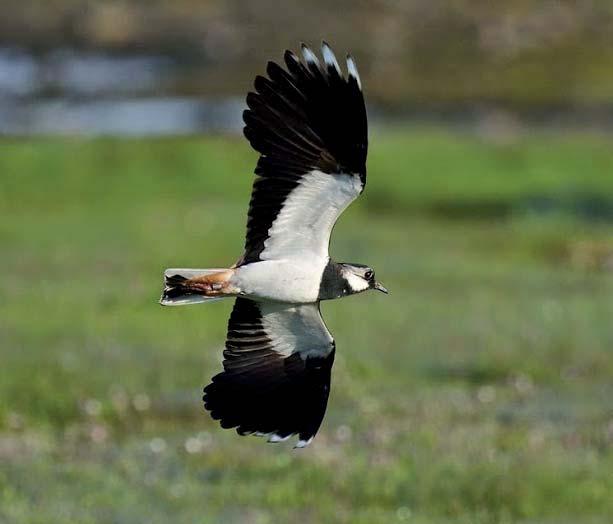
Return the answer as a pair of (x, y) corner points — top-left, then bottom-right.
(284, 49), (300, 65)
(268, 433), (292, 443)
(321, 40), (342, 76)
(294, 436), (314, 449)
(287, 43), (360, 88)
(237, 429), (314, 446)
(346, 54), (362, 91)
(300, 43), (320, 66)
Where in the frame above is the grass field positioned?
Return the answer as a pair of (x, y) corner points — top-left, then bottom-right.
(1, 129), (613, 523)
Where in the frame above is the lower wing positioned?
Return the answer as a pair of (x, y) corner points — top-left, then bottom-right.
(203, 297), (336, 447)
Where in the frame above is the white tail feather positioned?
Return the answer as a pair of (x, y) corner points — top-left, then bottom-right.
(160, 295), (224, 306)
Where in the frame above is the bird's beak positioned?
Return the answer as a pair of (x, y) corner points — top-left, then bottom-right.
(374, 281), (389, 294)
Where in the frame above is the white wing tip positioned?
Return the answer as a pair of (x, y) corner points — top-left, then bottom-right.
(294, 437), (314, 449)
(346, 55), (362, 90)
(268, 433), (291, 443)
(301, 44), (320, 66)
(321, 41), (342, 75)
(295, 43), (361, 89)
(250, 431), (313, 447)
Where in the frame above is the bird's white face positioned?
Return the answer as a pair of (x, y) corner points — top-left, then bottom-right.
(344, 270), (371, 293)
(341, 264), (388, 295)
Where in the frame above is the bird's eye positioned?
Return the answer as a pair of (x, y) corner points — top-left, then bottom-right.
(364, 270), (374, 280)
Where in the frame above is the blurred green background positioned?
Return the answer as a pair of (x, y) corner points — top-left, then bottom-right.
(2, 2), (613, 523)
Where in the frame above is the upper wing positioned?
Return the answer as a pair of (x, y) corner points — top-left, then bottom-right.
(239, 42), (368, 265)
(203, 298), (336, 447)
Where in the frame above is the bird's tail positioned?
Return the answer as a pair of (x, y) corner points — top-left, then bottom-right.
(160, 268), (236, 306)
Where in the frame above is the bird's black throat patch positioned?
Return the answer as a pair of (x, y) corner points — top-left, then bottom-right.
(318, 260), (352, 300)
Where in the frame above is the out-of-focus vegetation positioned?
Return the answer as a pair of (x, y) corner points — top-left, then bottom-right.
(1, 130), (613, 523)
(2, 0), (613, 107)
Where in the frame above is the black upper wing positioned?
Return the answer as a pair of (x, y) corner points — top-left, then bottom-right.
(203, 298), (336, 447)
(239, 42), (368, 265)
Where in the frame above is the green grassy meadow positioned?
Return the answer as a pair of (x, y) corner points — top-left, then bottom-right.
(1, 130), (613, 523)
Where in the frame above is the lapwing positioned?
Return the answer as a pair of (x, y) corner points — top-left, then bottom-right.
(160, 42), (387, 447)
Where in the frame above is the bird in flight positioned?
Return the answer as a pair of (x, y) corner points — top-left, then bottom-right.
(160, 42), (387, 448)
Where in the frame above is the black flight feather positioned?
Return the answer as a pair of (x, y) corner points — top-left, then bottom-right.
(239, 42), (368, 266)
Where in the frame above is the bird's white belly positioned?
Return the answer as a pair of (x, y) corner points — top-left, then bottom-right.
(232, 258), (327, 303)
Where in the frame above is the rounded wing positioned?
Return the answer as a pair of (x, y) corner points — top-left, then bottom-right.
(239, 42), (368, 265)
(203, 298), (336, 447)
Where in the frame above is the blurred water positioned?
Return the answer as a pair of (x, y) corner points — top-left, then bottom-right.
(0, 47), (170, 96)
(1, 47), (613, 136)
(0, 97), (244, 136)
(0, 48), (37, 96)
(0, 47), (246, 135)
(46, 51), (171, 95)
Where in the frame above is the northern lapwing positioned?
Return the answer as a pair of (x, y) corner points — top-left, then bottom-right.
(160, 42), (387, 447)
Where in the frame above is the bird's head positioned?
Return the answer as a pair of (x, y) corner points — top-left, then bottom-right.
(340, 263), (388, 295)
